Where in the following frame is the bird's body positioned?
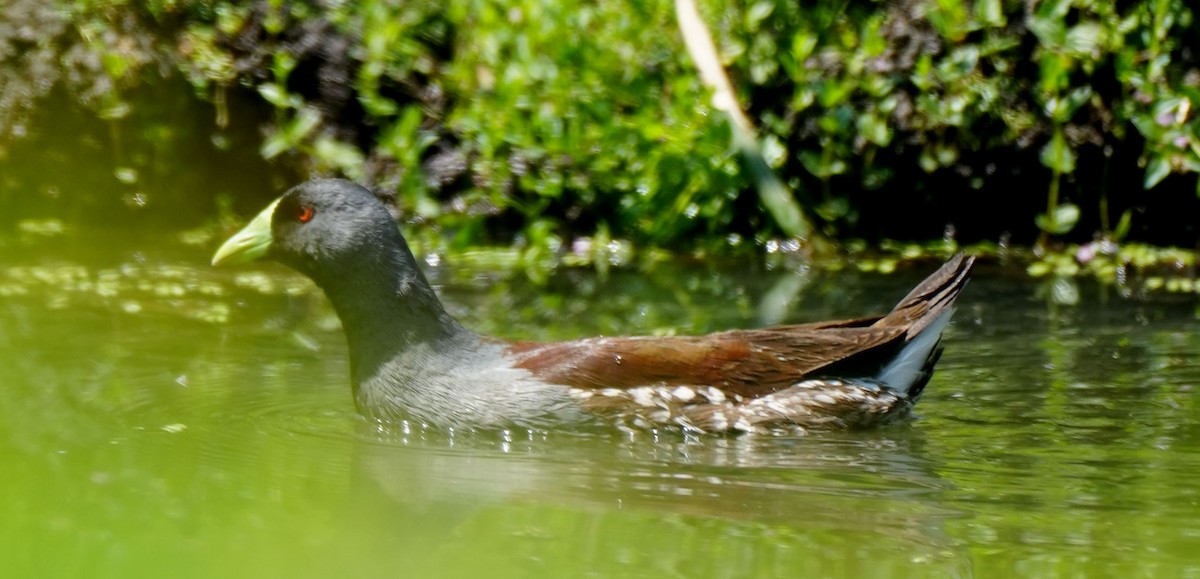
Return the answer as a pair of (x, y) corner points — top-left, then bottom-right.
(213, 179), (974, 433)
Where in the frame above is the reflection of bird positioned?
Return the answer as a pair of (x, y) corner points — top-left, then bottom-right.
(344, 430), (967, 576)
(213, 179), (974, 433)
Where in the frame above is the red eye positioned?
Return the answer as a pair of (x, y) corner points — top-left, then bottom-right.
(297, 205), (314, 223)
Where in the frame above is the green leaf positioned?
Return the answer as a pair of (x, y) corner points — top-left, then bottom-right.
(1181, 154), (1200, 173)
(1065, 22), (1103, 55)
(745, 1), (773, 27)
(287, 108), (322, 141)
(1035, 203), (1080, 235)
(911, 55), (934, 91)
(798, 150), (832, 178)
(1063, 87), (1093, 118)
(1034, 0), (1071, 20)
(314, 137), (365, 175)
(1130, 114), (1161, 140)
(1038, 53), (1069, 94)
(927, 0), (969, 42)
(856, 112), (891, 146)
(261, 131), (291, 159)
(1144, 157), (1170, 189)
(791, 32), (817, 64)
(1040, 130), (1076, 174)
(975, 0), (1005, 27)
(1113, 210), (1133, 241)
(258, 84), (299, 109)
(1027, 261), (1052, 277)
(1028, 16), (1066, 47)
(361, 94), (399, 117)
(918, 148), (938, 173)
(760, 134), (787, 168)
(815, 197), (850, 221)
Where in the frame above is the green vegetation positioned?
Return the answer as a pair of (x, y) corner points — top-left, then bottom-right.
(2, 0), (1199, 263)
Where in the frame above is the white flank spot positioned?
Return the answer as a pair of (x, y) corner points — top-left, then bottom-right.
(601, 388), (623, 398)
(814, 393), (836, 405)
(632, 387), (656, 407)
(733, 418), (754, 432)
(711, 412), (728, 431)
(705, 387), (726, 403)
(672, 386), (696, 402)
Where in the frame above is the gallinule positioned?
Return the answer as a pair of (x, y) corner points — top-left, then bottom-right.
(213, 179), (974, 433)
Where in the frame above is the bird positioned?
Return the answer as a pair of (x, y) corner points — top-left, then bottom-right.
(212, 179), (974, 434)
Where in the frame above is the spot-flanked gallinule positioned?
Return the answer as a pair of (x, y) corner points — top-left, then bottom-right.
(213, 179), (975, 433)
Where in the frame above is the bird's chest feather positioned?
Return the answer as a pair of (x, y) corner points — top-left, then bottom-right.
(352, 340), (580, 428)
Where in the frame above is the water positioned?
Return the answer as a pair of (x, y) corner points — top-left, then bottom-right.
(3, 82), (1199, 578)
(2, 233), (1200, 578)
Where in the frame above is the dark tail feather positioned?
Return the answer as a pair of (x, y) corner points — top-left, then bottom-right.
(872, 253), (974, 398)
(882, 253), (975, 338)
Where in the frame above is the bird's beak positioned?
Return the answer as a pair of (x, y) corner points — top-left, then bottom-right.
(211, 198), (281, 266)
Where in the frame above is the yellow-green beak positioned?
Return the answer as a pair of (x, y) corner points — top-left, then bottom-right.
(211, 198), (281, 266)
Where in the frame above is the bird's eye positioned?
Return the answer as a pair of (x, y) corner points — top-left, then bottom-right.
(296, 205), (315, 223)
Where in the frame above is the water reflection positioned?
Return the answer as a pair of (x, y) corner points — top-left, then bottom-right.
(345, 423), (971, 576)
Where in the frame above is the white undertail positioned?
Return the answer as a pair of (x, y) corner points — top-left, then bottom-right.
(874, 308), (953, 397)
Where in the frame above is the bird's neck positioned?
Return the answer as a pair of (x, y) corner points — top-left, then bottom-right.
(311, 245), (474, 386)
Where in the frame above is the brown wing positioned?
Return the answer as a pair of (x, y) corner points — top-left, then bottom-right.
(505, 253), (974, 400)
(504, 324), (909, 398)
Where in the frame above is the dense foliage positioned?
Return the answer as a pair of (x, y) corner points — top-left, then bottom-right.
(3, 0), (1199, 251)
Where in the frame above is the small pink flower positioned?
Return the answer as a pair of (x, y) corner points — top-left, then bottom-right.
(1076, 243), (1095, 264)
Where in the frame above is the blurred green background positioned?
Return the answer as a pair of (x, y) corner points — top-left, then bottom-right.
(2, 0), (1199, 258)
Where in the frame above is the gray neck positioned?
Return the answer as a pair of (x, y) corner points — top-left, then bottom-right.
(308, 245), (476, 397)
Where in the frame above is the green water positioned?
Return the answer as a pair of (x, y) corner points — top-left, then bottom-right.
(2, 234), (1200, 578)
(3, 85), (1199, 578)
